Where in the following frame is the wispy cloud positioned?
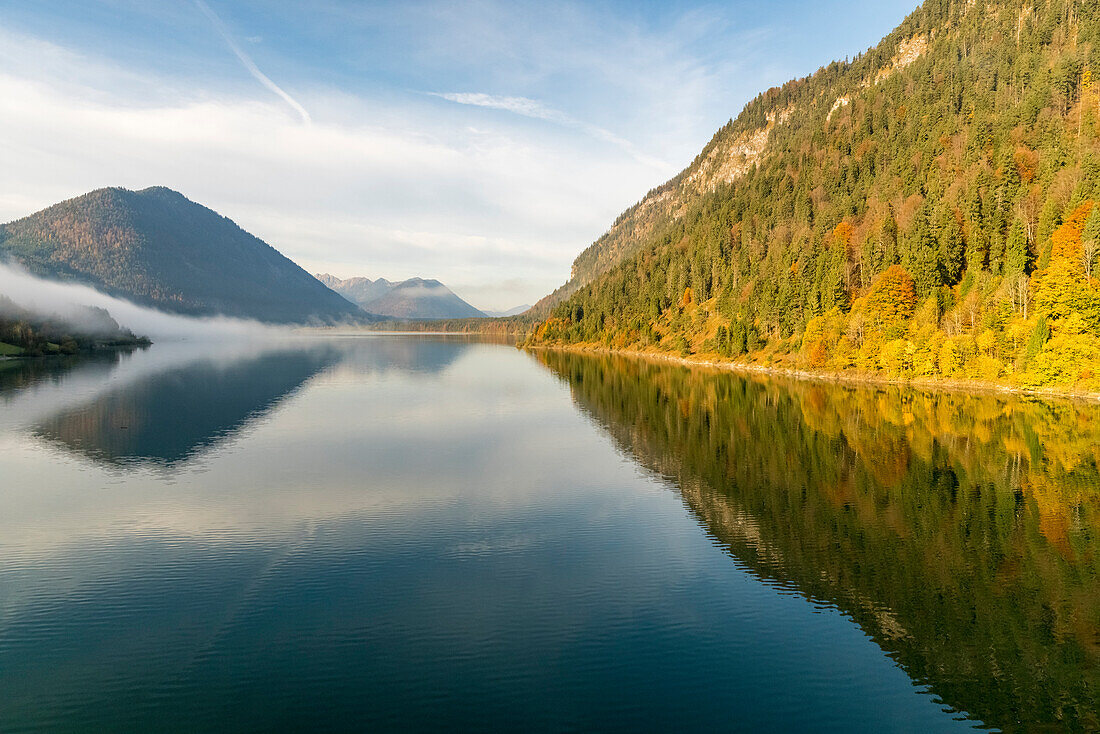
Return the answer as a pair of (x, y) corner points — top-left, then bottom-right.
(432, 93), (563, 122)
(0, 0), (833, 310)
(194, 0), (311, 124)
(0, 40), (641, 310)
(431, 91), (670, 172)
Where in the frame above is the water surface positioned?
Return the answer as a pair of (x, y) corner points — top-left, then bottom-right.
(1, 337), (1097, 731)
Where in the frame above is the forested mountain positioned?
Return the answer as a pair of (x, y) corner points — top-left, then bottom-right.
(0, 187), (363, 324)
(531, 0), (1100, 392)
(319, 273), (486, 319)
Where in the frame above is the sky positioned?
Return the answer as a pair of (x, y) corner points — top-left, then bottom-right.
(0, 0), (918, 311)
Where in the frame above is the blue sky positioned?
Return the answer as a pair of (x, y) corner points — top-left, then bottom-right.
(0, 0), (917, 310)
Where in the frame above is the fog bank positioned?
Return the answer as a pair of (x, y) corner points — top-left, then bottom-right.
(0, 262), (286, 341)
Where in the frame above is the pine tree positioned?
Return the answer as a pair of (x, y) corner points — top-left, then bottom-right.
(938, 207), (966, 284)
(906, 207), (944, 299)
(964, 188), (988, 273)
(1004, 217), (1030, 276)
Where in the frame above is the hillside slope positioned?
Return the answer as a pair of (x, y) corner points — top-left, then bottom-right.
(532, 0), (1100, 391)
(0, 187), (363, 324)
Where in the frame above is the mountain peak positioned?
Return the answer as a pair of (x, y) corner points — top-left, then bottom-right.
(320, 274), (484, 319)
(396, 277), (443, 288)
(134, 185), (191, 201)
(0, 189), (363, 324)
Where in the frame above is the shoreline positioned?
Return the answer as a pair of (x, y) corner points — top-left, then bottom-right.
(0, 341), (151, 361)
(525, 342), (1100, 404)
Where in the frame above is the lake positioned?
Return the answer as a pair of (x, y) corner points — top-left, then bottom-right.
(0, 336), (1097, 732)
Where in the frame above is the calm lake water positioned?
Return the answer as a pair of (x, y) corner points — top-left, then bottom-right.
(1, 336), (1097, 732)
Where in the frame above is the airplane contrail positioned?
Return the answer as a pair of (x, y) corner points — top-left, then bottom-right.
(194, 0), (311, 124)
(430, 92), (671, 172)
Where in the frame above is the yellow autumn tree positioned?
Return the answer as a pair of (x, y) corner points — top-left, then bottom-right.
(864, 265), (918, 336)
(801, 315), (828, 368)
(1033, 201), (1100, 328)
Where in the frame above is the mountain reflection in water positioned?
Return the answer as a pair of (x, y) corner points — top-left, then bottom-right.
(2, 336), (469, 469)
(2, 338), (1096, 732)
(537, 349), (1100, 732)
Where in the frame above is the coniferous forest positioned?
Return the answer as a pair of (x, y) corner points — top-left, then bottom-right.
(529, 0), (1100, 393)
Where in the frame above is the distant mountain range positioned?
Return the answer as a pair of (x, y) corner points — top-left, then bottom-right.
(317, 273), (486, 319)
(0, 187), (363, 324)
(482, 304), (531, 318)
(314, 274), (396, 308)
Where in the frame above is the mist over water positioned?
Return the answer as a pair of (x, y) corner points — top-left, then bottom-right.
(0, 262), (286, 342)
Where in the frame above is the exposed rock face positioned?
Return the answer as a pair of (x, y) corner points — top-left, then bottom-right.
(533, 27), (933, 315)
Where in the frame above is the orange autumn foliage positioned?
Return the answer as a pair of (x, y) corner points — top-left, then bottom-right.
(1014, 146), (1038, 183)
(832, 222), (853, 247)
(1050, 200), (1094, 261)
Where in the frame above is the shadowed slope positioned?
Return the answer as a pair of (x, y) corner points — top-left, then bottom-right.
(0, 187), (363, 324)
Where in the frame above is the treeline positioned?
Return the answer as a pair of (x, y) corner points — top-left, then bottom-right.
(0, 295), (148, 357)
(530, 0), (1100, 392)
(365, 315), (530, 337)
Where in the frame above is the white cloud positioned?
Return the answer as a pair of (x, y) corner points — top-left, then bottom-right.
(432, 92), (559, 120)
(0, 0), (807, 311)
(0, 29), (655, 311)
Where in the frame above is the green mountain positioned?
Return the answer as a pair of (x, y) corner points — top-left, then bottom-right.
(531, 0), (1100, 392)
(0, 187), (363, 324)
(320, 274), (486, 319)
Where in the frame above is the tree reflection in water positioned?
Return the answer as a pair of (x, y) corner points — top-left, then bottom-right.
(538, 349), (1100, 732)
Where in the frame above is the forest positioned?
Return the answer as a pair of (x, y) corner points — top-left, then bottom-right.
(529, 0), (1100, 392)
